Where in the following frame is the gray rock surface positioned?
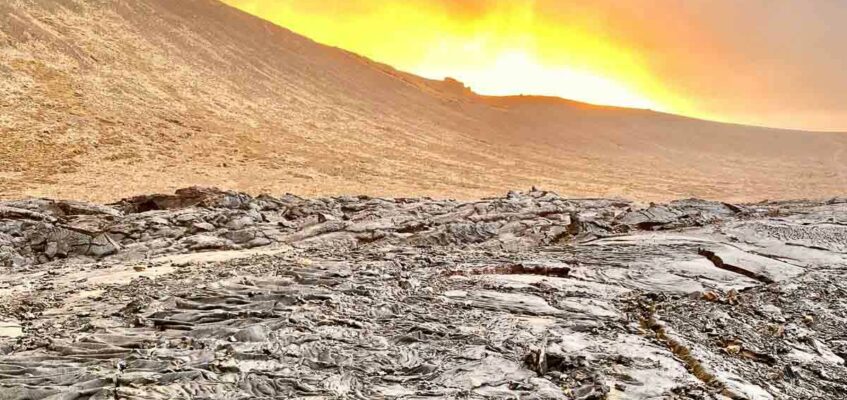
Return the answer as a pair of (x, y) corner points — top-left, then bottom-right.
(0, 188), (844, 399)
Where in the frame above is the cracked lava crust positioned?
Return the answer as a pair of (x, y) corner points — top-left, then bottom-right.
(0, 187), (845, 399)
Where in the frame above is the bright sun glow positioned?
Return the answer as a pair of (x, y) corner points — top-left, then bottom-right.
(417, 51), (658, 109)
(222, 0), (685, 112)
(217, 0), (847, 131)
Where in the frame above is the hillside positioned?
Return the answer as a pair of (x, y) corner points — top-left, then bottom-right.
(1, 0), (845, 202)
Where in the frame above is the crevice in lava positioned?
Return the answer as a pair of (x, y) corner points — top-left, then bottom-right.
(698, 249), (774, 284)
(444, 263), (570, 277)
(640, 311), (748, 400)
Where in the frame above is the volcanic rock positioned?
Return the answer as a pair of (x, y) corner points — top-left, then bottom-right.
(0, 188), (845, 399)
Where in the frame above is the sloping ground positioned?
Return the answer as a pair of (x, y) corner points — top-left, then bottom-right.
(0, 188), (845, 399)
(1, 0), (845, 202)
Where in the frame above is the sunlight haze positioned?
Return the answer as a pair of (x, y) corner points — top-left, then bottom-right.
(223, 0), (847, 131)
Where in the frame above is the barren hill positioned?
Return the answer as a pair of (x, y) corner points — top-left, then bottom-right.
(1, 0), (845, 202)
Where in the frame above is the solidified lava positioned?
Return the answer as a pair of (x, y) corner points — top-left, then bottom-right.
(0, 188), (845, 399)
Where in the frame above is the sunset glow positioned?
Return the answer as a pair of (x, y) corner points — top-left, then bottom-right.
(222, 0), (679, 112)
(222, 0), (847, 131)
(418, 51), (659, 110)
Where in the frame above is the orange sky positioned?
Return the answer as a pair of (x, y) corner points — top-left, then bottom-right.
(222, 0), (847, 132)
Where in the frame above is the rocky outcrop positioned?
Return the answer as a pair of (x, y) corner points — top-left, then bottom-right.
(0, 188), (844, 399)
(0, 187), (635, 268)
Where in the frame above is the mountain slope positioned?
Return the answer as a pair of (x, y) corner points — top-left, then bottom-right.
(1, 0), (844, 202)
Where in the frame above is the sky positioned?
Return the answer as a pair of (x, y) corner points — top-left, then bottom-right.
(222, 0), (847, 132)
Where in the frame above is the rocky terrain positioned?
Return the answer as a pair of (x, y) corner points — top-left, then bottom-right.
(1, 0), (845, 202)
(2, 1), (845, 399)
(0, 187), (844, 399)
